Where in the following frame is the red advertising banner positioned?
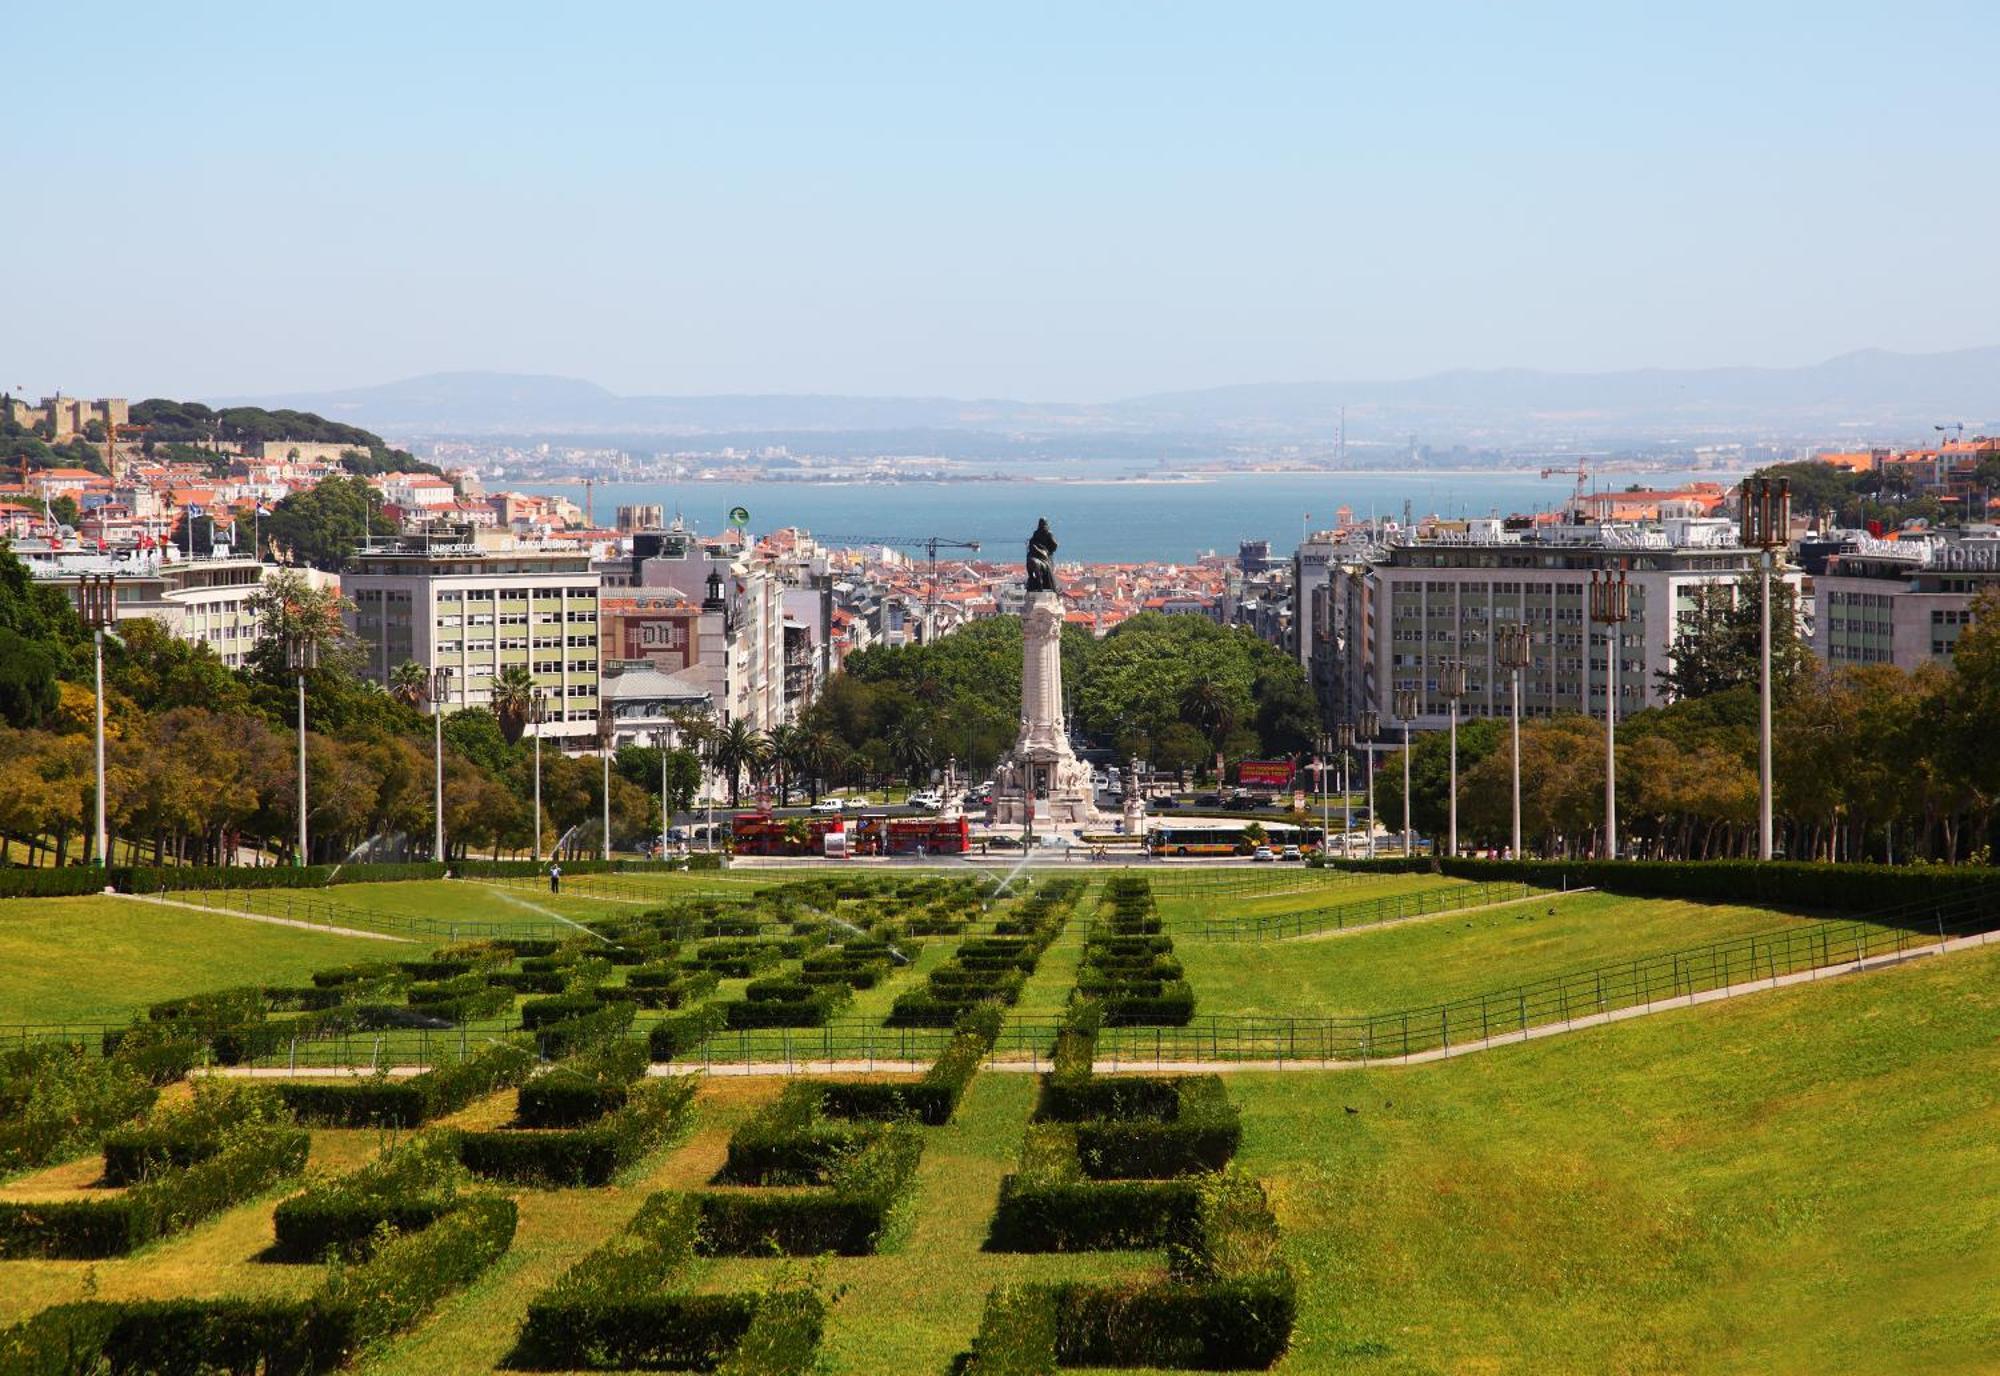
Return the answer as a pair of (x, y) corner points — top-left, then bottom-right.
(1236, 760), (1296, 788)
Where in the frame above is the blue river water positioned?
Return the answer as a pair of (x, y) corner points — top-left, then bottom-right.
(516, 468), (1729, 564)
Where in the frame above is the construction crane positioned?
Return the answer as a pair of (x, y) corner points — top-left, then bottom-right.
(828, 534), (983, 640)
(1936, 422), (1965, 445)
(1539, 462), (1591, 521)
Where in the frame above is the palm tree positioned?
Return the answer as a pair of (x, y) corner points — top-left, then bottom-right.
(710, 718), (767, 808)
(491, 665), (539, 746)
(1178, 675), (1237, 780)
(794, 727), (837, 803)
(766, 723), (801, 807)
(387, 660), (429, 710)
(887, 714), (936, 787)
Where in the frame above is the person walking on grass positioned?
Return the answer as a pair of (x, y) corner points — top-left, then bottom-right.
(549, 861), (562, 894)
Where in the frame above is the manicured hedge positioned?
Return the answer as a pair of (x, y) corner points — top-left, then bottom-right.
(0, 1124), (308, 1259)
(697, 1123), (921, 1256)
(455, 1079), (696, 1187)
(276, 1039), (536, 1128)
(517, 1039), (650, 1127)
(0, 1045), (158, 1180)
(532, 1002), (636, 1060)
(0, 1191), (515, 1373)
(100, 1082), (289, 1186)
(513, 1192), (823, 1373)
(988, 1174), (1201, 1253)
(272, 1133), (469, 1261)
(648, 1005), (726, 1061)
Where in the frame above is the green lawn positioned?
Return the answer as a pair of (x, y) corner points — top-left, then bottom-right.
(1176, 891), (1903, 1020)
(1235, 937), (2000, 1375)
(0, 896), (401, 1026)
(1144, 869), (1453, 927)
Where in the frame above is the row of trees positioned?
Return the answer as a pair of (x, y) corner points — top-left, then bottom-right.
(814, 613), (1318, 781)
(0, 548), (701, 866)
(1375, 587), (2000, 863)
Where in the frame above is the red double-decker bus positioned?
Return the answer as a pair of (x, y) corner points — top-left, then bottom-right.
(848, 815), (972, 856)
(729, 812), (845, 856)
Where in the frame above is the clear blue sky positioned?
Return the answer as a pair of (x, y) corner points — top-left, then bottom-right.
(8, 1), (1996, 402)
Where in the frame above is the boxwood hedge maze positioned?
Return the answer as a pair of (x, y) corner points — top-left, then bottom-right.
(0, 872), (1315, 1372)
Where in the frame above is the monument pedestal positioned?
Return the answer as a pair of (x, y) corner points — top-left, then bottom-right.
(990, 590), (1102, 828)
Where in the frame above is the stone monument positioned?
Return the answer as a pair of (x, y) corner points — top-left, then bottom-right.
(990, 518), (1103, 829)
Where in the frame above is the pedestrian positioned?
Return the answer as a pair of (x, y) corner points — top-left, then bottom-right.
(549, 862), (562, 894)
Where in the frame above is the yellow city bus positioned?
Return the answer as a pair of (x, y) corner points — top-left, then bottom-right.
(1145, 823), (1318, 857)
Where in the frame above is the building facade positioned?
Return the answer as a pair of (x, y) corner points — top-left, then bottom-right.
(1814, 538), (2000, 668)
(22, 549), (300, 670)
(1355, 520), (1791, 730)
(342, 533), (603, 744)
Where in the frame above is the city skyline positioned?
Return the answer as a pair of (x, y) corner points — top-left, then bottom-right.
(9, 3), (1999, 403)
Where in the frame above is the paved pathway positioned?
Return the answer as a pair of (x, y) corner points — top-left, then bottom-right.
(115, 891), (412, 943)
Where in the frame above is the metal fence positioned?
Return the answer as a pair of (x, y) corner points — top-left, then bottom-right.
(1161, 880), (1534, 941)
(18, 880), (1997, 1075)
(153, 887), (568, 942)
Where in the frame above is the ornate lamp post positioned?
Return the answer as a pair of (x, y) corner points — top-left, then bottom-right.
(430, 665), (454, 864)
(1740, 477), (1792, 862)
(1438, 659), (1468, 858)
(1315, 731), (1333, 857)
(598, 704), (615, 862)
(1335, 721), (1356, 858)
(286, 635), (319, 865)
(1358, 710), (1379, 859)
(1589, 569), (1632, 860)
(530, 691), (548, 863)
(79, 574), (118, 869)
(1495, 623), (1532, 859)
(1393, 687), (1418, 855)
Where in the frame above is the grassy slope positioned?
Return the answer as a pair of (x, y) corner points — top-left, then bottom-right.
(1178, 891), (1903, 1019)
(1144, 871), (1454, 927)
(1235, 939), (2000, 1375)
(0, 896), (400, 1024)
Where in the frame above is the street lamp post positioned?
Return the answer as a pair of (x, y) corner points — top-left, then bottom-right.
(80, 575), (117, 870)
(1740, 477), (1792, 862)
(1358, 710), (1379, 859)
(1315, 731), (1332, 858)
(1439, 659), (1468, 857)
(430, 666), (454, 865)
(286, 636), (318, 865)
(1589, 569), (1632, 860)
(1393, 688), (1417, 855)
(598, 706), (614, 862)
(1335, 722), (1356, 858)
(530, 692), (548, 863)
(1496, 624), (1532, 859)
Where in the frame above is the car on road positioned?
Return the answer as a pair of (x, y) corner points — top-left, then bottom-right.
(1251, 845), (1276, 862)
(1281, 845), (1302, 861)
(811, 797), (846, 814)
(906, 789), (943, 810)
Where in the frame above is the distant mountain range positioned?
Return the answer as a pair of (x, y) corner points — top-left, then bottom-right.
(225, 346), (2000, 448)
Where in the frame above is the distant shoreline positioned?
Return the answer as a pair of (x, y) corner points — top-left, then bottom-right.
(531, 463), (1738, 487)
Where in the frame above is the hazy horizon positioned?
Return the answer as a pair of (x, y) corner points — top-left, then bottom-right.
(9, 3), (1999, 404)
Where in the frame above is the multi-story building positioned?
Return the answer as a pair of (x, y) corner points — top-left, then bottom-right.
(22, 549), (299, 670)
(1814, 536), (2000, 668)
(1350, 518), (1790, 731)
(342, 531), (602, 744)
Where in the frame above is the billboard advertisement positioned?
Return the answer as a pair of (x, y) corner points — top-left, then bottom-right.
(1236, 759), (1296, 788)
